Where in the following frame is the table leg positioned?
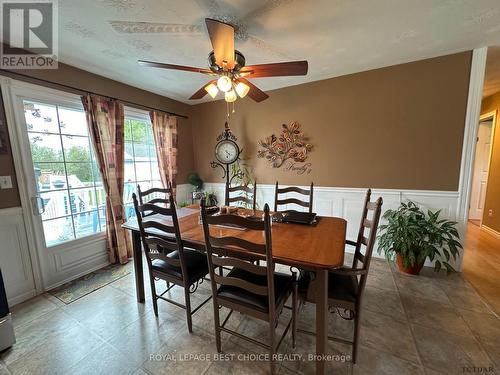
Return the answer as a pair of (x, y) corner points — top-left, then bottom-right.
(315, 269), (328, 375)
(132, 231), (145, 303)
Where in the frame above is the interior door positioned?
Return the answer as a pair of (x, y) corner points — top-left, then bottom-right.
(9, 84), (108, 289)
(469, 119), (493, 221)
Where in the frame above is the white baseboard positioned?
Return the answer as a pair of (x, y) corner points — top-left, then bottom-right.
(481, 225), (500, 240)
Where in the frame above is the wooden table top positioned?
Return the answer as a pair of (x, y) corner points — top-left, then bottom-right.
(123, 207), (347, 270)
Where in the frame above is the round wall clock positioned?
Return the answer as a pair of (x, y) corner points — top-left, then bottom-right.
(215, 139), (239, 164)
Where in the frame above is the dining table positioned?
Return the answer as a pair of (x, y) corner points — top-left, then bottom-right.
(122, 206), (347, 375)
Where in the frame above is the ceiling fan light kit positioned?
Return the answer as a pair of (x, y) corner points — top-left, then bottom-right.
(138, 18), (308, 106)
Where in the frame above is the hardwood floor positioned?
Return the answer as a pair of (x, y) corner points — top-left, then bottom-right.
(462, 222), (500, 315)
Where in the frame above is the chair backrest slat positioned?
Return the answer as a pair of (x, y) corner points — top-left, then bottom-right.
(144, 236), (179, 253)
(142, 220), (176, 234)
(211, 256), (267, 275)
(225, 183), (257, 210)
(213, 274), (268, 296)
(274, 181), (314, 213)
(209, 236), (267, 255)
(204, 213), (265, 231)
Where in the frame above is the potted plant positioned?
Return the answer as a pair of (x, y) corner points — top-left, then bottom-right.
(188, 172), (204, 191)
(377, 201), (462, 275)
(202, 192), (218, 208)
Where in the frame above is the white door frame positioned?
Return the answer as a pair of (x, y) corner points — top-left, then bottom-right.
(473, 110), (497, 225)
(456, 47), (488, 241)
(0, 77), (108, 292)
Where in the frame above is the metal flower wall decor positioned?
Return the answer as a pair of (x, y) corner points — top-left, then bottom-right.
(257, 121), (313, 168)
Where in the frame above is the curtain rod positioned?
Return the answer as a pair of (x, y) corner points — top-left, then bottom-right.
(0, 69), (189, 119)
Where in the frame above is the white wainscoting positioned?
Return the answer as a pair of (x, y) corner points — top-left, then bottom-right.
(0, 207), (37, 306)
(202, 183), (463, 269)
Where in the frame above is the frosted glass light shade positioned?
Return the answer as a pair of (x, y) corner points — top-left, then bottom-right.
(235, 82), (250, 98)
(225, 89), (237, 103)
(217, 76), (232, 92)
(204, 83), (218, 98)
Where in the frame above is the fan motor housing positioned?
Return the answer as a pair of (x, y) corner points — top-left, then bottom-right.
(208, 50), (245, 73)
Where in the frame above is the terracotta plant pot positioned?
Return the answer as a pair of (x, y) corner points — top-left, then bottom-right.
(396, 254), (424, 275)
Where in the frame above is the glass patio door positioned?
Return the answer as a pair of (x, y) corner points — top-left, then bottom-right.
(23, 100), (106, 247)
(9, 83), (109, 288)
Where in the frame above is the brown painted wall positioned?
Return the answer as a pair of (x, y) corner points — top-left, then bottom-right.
(0, 62), (195, 208)
(480, 92), (500, 232)
(191, 52), (472, 190)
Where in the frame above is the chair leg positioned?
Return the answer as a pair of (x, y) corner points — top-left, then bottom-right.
(213, 301), (222, 353)
(149, 275), (158, 317)
(184, 286), (193, 333)
(352, 310), (360, 364)
(292, 282), (298, 349)
(269, 317), (276, 375)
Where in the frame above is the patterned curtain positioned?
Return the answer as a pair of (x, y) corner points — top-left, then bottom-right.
(82, 94), (132, 264)
(149, 111), (178, 197)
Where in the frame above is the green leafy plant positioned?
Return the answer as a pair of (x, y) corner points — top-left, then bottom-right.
(187, 172), (204, 190)
(377, 201), (462, 274)
(202, 192), (218, 207)
(230, 157), (258, 210)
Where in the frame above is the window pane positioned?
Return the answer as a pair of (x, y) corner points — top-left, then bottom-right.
(132, 143), (149, 160)
(43, 216), (74, 247)
(34, 162), (65, 191)
(98, 207), (107, 231)
(130, 119), (148, 143)
(63, 135), (91, 162)
(123, 182), (136, 204)
(124, 119), (132, 141)
(151, 163), (160, 181)
(24, 101), (59, 134)
(58, 107), (88, 136)
(74, 211), (101, 239)
(95, 185), (106, 208)
(124, 203), (135, 220)
(69, 188), (97, 214)
(135, 162), (151, 181)
(66, 163), (93, 187)
(149, 145), (157, 161)
(29, 133), (63, 162)
(40, 190), (70, 220)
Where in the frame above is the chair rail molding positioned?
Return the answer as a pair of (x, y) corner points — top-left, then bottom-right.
(202, 182), (462, 268)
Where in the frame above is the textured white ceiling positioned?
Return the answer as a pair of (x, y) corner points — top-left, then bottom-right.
(45, 1), (500, 103)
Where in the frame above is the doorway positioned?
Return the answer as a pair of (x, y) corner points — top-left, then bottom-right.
(468, 111), (496, 226)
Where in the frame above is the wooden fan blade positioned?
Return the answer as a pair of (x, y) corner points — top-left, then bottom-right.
(189, 80), (217, 100)
(239, 61), (308, 78)
(205, 18), (235, 69)
(138, 60), (213, 74)
(237, 78), (269, 102)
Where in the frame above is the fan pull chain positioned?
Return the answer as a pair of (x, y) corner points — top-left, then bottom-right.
(226, 101), (230, 119)
(232, 101), (235, 114)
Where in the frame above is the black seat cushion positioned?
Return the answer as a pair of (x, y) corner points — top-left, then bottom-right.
(217, 268), (293, 313)
(151, 249), (209, 285)
(298, 270), (358, 303)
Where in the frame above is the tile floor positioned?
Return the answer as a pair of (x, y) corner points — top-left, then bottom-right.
(1, 255), (499, 375)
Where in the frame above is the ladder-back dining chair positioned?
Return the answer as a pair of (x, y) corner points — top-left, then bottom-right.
(137, 184), (171, 217)
(226, 182), (257, 210)
(298, 189), (383, 364)
(274, 182), (313, 213)
(200, 202), (297, 374)
(132, 192), (211, 332)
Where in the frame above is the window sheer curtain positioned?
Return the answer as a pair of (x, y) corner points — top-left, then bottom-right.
(149, 111), (178, 198)
(82, 94), (132, 264)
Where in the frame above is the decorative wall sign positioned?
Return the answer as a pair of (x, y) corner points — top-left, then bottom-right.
(257, 121), (313, 172)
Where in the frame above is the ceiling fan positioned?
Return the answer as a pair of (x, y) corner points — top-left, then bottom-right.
(138, 18), (308, 103)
